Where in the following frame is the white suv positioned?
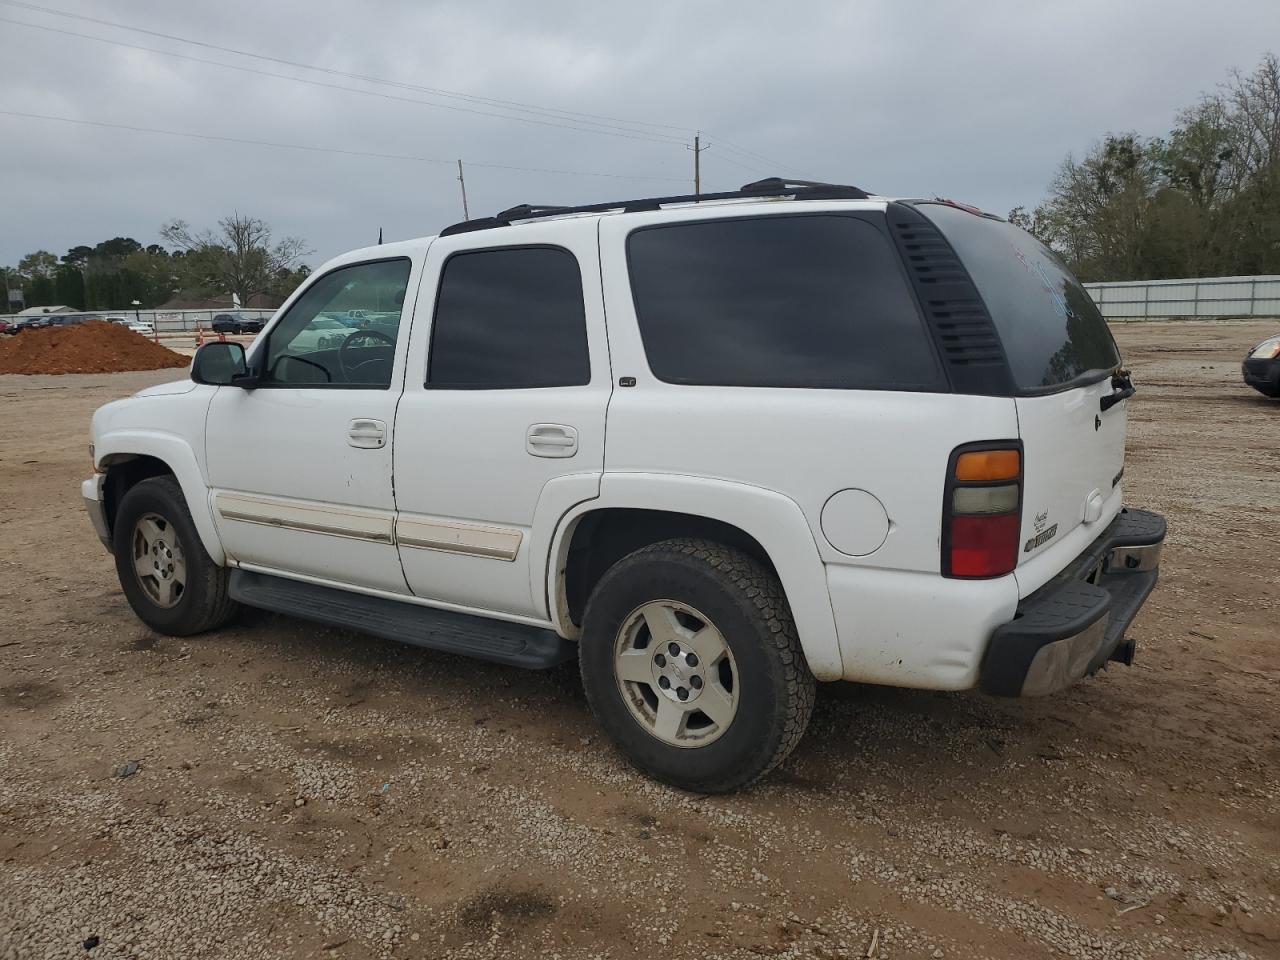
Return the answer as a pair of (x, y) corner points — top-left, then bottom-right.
(84, 179), (1165, 792)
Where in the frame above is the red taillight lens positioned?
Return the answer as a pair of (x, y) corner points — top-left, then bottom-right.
(949, 513), (1020, 577)
(944, 443), (1022, 579)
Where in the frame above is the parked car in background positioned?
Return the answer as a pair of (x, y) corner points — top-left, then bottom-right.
(1242, 334), (1280, 397)
(0, 319), (11, 335)
(211, 313), (266, 335)
(284, 315), (350, 353)
(108, 317), (154, 335)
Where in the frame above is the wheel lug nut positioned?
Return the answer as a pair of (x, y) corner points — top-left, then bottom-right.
(654, 654), (666, 667)
(685, 653), (698, 668)
(676, 687), (688, 701)
(667, 642), (680, 656)
(658, 676), (670, 689)
(690, 676), (703, 689)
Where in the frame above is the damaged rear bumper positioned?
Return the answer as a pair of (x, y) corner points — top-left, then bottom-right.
(980, 507), (1166, 697)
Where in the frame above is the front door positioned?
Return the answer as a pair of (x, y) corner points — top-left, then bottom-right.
(393, 221), (612, 620)
(205, 255), (420, 594)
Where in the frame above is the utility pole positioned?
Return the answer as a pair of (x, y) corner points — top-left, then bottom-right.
(457, 159), (470, 220)
(693, 132), (701, 195)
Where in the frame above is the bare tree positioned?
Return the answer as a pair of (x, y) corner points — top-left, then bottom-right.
(162, 213), (310, 304)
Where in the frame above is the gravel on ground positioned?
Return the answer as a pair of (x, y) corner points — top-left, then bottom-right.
(1, 321), (1276, 959)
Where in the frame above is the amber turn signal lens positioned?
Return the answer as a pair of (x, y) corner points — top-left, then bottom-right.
(954, 449), (1020, 482)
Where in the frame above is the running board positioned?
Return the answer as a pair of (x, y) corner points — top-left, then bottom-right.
(228, 570), (575, 670)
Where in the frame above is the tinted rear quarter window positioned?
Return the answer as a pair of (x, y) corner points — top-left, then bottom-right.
(429, 246), (590, 388)
(626, 214), (944, 390)
(919, 203), (1119, 391)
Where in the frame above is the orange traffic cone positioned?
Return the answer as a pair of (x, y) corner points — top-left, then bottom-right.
(218, 330), (227, 343)
(196, 325), (205, 347)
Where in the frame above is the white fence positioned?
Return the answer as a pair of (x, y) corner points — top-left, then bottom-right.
(0, 308), (275, 332)
(1083, 275), (1280, 320)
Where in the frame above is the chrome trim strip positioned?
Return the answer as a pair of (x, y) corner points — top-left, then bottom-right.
(396, 516), (522, 562)
(214, 492), (395, 545)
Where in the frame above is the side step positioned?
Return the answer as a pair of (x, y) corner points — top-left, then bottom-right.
(229, 570), (576, 670)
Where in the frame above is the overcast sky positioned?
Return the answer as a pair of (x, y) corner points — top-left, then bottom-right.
(3, 0), (1279, 270)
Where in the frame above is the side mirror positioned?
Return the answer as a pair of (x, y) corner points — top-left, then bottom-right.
(191, 341), (250, 386)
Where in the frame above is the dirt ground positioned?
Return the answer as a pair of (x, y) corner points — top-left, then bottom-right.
(1, 321), (1277, 960)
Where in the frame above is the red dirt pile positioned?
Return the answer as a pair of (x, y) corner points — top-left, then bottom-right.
(0, 321), (190, 375)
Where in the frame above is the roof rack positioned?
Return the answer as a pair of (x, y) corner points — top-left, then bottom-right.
(438, 177), (872, 237)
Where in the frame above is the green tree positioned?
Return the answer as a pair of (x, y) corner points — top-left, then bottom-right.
(27, 275), (56, 307)
(92, 237), (143, 259)
(1021, 52), (1280, 281)
(18, 250), (58, 281)
(62, 245), (93, 267)
(53, 264), (85, 309)
(162, 213), (309, 304)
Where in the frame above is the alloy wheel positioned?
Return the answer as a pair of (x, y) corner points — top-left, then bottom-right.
(612, 600), (739, 748)
(130, 512), (187, 609)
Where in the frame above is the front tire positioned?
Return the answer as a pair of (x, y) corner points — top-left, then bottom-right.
(579, 539), (815, 793)
(112, 476), (239, 636)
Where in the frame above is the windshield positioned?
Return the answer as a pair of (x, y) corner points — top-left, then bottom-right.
(919, 203), (1120, 392)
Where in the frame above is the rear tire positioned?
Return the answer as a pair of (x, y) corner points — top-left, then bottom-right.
(112, 476), (239, 636)
(579, 538), (815, 793)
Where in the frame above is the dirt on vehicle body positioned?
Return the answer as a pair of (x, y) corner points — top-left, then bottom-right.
(0, 321), (1276, 960)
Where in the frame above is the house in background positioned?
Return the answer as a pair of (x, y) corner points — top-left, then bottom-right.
(17, 304), (77, 316)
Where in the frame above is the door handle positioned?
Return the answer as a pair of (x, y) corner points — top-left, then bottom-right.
(526, 423), (578, 458)
(348, 418), (387, 449)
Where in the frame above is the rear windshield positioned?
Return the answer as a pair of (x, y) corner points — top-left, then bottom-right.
(919, 203), (1120, 392)
(626, 214), (945, 390)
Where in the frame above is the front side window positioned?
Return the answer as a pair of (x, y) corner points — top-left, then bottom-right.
(263, 258), (410, 388)
(626, 215), (944, 390)
(428, 246), (590, 389)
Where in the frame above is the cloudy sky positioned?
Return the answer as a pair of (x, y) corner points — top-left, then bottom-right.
(3, 0), (1279, 270)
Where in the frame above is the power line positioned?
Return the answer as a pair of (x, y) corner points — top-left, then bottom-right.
(702, 131), (794, 172)
(2, 0), (805, 179)
(0, 15), (692, 148)
(0, 0), (694, 141)
(0, 109), (691, 182)
(700, 146), (775, 180)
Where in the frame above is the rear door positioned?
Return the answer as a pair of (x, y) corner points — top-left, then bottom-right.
(918, 203), (1126, 590)
(392, 219), (612, 620)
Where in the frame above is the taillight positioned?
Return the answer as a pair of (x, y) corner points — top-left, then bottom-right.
(943, 442), (1022, 578)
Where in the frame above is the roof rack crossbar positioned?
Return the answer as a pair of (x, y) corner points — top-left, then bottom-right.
(439, 177), (872, 236)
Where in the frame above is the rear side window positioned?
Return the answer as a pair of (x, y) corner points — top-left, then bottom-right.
(919, 203), (1120, 391)
(626, 215), (944, 390)
(428, 246), (590, 388)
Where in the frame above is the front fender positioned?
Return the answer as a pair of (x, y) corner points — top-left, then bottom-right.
(95, 430), (225, 566)
(546, 473), (844, 681)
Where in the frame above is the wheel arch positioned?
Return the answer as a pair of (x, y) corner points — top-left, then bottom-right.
(96, 432), (226, 565)
(546, 474), (843, 680)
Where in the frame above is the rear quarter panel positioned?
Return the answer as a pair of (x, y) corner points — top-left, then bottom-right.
(598, 210), (1021, 683)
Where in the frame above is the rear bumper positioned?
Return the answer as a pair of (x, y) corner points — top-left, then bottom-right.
(82, 474), (113, 552)
(979, 507), (1166, 697)
(1242, 357), (1280, 395)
